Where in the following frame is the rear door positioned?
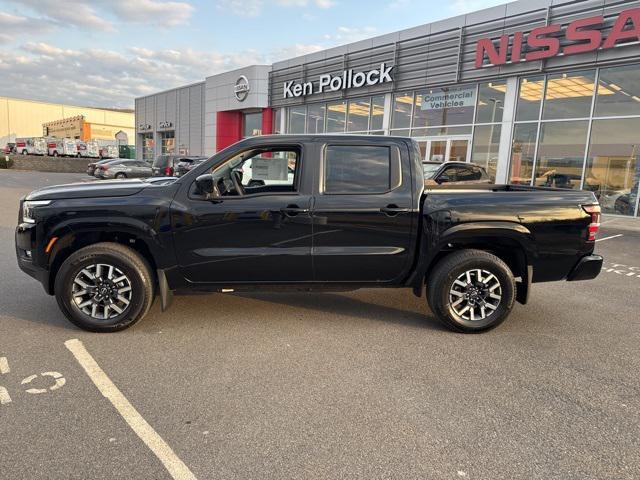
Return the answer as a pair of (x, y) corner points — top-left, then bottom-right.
(311, 139), (416, 283)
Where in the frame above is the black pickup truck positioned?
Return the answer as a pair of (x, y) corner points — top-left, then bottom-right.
(15, 135), (603, 333)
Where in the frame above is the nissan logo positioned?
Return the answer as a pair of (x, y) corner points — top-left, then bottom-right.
(234, 75), (250, 102)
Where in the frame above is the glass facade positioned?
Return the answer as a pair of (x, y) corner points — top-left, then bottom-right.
(278, 64), (640, 217)
(243, 112), (262, 138)
(160, 131), (175, 155)
(509, 64), (640, 216)
(141, 133), (154, 161)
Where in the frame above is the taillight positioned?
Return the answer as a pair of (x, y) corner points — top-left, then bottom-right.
(164, 167), (173, 176)
(102, 165), (109, 171)
(582, 204), (601, 241)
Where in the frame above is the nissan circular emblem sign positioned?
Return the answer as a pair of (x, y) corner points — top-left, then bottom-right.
(234, 75), (250, 102)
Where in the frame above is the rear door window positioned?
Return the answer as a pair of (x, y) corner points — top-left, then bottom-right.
(324, 145), (391, 194)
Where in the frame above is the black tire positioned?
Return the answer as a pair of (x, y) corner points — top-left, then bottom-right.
(115, 172), (126, 179)
(53, 151), (59, 157)
(426, 249), (516, 333)
(22, 150), (27, 155)
(54, 242), (154, 332)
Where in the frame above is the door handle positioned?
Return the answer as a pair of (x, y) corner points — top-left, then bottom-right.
(281, 205), (310, 217)
(380, 204), (410, 216)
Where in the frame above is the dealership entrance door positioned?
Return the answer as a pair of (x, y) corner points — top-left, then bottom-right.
(416, 136), (472, 163)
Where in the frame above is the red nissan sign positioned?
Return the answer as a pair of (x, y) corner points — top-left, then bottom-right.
(475, 8), (640, 68)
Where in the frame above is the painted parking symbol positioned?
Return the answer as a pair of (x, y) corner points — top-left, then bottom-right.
(21, 372), (66, 394)
(1, 356), (67, 404)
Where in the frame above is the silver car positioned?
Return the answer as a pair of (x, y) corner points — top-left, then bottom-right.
(94, 159), (153, 179)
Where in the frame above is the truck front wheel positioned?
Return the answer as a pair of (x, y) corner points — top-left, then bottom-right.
(54, 242), (154, 332)
(427, 249), (516, 333)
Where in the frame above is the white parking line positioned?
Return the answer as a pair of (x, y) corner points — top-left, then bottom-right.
(0, 357), (9, 374)
(595, 234), (624, 243)
(64, 339), (197, 480)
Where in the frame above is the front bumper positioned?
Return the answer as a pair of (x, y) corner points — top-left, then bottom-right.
(567, 254), (603, 281)
(15, 224), (50, 292)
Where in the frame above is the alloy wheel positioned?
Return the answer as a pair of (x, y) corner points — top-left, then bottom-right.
(449, 269), (502, 321)
(71, 263), (132, 320)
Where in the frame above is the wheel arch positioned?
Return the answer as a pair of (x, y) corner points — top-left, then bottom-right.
(46, 226), (159, 295)
(410, 222), (536, 304)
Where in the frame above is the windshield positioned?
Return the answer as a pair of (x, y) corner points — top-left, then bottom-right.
(422, 163), (441, 178)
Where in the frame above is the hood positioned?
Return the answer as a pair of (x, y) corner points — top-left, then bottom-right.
(26, 179), (151, 201)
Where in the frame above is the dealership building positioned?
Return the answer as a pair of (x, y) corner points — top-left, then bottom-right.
(135, 0), (640, 217)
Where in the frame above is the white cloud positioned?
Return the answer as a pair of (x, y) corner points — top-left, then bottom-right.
(110, 0), (194, 27)
(218, 0), (335, 17)
(6, 0), (194, 31)
(0, 41), (324, 108)
(0, 12), (54, 43)
(324, 26), (377, 43)
(449, 0), (505, 15)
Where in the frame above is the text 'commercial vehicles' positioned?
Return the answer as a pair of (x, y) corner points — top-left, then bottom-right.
(16, 135), (603, 333)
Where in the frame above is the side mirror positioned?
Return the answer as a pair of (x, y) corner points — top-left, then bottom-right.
(436, 174), (450, 184)
(195, 174), (215, 196)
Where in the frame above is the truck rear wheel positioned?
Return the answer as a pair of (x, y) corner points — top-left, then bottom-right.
(427, 249), (515, 333)
(54, 242), (154, 332)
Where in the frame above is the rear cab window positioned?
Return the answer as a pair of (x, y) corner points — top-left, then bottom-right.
(323, 145), (400, 194)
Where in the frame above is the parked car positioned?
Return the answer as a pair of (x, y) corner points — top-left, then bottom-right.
(3, 142), (16, 154)
(15, 135), (603, 333)
(152, 155), (206, 177)
(175, 157), (207, 177)
(423, 161), (491, 185)
(94, 159), (153, 179)
(87, 158), (114, 176)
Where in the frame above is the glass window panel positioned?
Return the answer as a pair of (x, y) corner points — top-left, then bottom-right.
(288, 106), (306, 134)
(273, 109), (282, 134)
(471, 124), (501, 180)
(392, 92), (413, 129)
(516, 75), (545, 122)
(510, 123), (538, 185)
(370, 95), (385, 131)
(243, 112), (262, 138)
(449, 140), (469, 163)
(326, 101), (347, 133)
(476, 81), (506, 123)
(428, 141), (447, 162)
(390, 128), (410, 137)
(347, 98), (370, 132)
(307, 103), (325, 134)
(594, 64), (640, 118)
(160, 131), (175, 155)
(542, 70), (596, 120)
(534, 121), (589, 189)
(584, 118), (640, 216)
(414, 85), (476, 128)
(142, 133), (154, 161)
(325, 145), (390, 193)
(411, 126), (473, 137)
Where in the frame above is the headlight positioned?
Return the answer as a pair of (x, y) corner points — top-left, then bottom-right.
(22, 200), (52, 223)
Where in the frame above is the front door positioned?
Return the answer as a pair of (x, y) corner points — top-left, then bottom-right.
(419, 136), (472, 163)
(172, 145), (314, 284)
(311, 140), (416, 283)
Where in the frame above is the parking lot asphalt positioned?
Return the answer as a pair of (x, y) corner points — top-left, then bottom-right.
(0, 169), (638, 480)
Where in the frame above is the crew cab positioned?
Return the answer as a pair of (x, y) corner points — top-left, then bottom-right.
(15, 135), (603, 333)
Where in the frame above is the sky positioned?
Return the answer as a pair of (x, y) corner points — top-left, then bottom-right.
(0, 0), (505, 108)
